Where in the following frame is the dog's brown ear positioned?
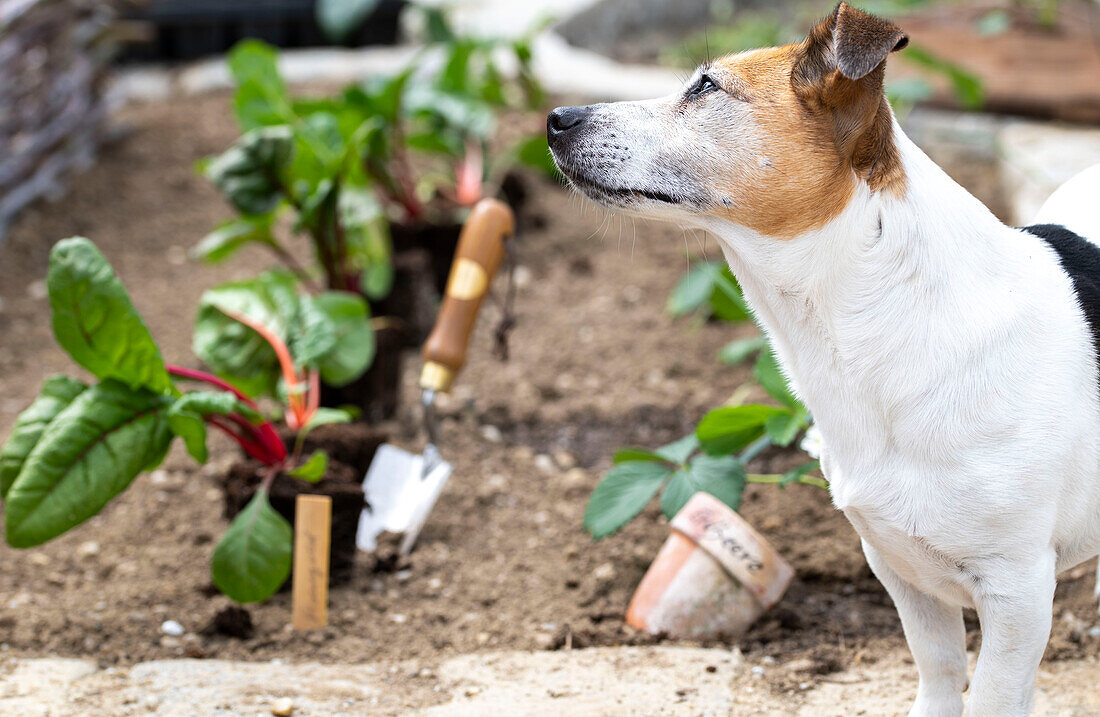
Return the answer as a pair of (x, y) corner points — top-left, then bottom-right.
(834, 2), (908, 80)
(792, 3), (909, 194)
(794, 3), (908, 90)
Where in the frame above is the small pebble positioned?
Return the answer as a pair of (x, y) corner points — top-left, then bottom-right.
(561, 468), (588, 490)
(160, 620), (185, 636)
(465, 686), (482, 697)
(479, 424), (503, 443)
(271, 697), (294, 716)
(751, 665), (766, 677)
(390, 613), (407, 624)
(553, 450), (577, 470)
(534, 454), (556, 474)
(26, 280), (47, 300)
(512, 265), (531, 287)
(76, 541), (100, 558)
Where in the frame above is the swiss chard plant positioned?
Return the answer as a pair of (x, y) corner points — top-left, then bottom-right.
(584, 261), (826, 539)
(196, 7), (553, 296)
(0, 238), (331, 603)
(192, 270), (368, 430)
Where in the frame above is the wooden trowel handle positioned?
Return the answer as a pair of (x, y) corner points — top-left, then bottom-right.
(419, 198), (515, 393)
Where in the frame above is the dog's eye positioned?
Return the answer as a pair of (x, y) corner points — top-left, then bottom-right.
(689, 74), (719, 98)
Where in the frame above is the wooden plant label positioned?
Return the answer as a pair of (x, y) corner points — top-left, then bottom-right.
(292, 495), (331, 631)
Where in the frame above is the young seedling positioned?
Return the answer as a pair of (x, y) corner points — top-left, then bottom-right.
(0, 238), (325, 604)
(585, 261), (825, 539)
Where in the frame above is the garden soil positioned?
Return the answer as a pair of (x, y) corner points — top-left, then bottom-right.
(1, 92), (1099, 709)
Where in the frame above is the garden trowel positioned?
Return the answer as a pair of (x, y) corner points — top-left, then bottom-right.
(357, 198), (515, 556)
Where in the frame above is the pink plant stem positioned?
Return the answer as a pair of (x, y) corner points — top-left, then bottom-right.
(166, 365), (258, 409)
(208, 415), (272, 464)
(168, 364), (287, 464)
(215, 309), (309, 429)
(226, 412), (287, 464)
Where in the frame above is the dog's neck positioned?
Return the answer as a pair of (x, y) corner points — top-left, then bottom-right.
(702, 123), (1019, 491)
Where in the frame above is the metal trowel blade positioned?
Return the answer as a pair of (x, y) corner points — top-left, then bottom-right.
(357, 443), (453, 554)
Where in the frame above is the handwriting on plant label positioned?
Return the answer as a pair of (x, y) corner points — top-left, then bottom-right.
(702, 521), (765, 572)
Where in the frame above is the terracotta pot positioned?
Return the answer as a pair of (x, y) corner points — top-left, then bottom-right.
(626, 492), (794, 640)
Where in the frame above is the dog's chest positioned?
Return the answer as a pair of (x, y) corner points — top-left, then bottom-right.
(844, 506), (976, 607)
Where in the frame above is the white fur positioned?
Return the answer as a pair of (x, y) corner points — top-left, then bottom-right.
(1034, 164), (1100, 244)
(552, 98), (1100, 714)
(701, 131), (1099, 716)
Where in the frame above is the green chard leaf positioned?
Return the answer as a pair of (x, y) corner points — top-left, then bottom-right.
(205, 126), (294, 216)
(193, 217), (276, 264)
(302, 292), (374, 386)
(228, 40), (292, 129)
(0, 376), (87, 500)
(4, 380), (173, 548)
(583, 461), (671, 539)
(167, 391), (245, 464)
(193, 272), (300, 397)
(301, 407), (353, 435)
(48, 238), (172, 394)
(211, 489), (292, 603)
(288, 451), (327, 482)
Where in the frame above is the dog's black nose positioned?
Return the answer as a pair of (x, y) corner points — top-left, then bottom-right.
(547, 106), (589, 137)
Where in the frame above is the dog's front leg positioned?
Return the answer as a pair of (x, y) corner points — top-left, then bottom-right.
(967, 553), (1056, 717)
(862, 540), (967, 717)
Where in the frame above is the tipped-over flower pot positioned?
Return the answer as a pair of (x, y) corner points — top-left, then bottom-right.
(626, 492), (794, 640)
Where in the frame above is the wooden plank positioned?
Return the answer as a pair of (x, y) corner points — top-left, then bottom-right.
(292, 495), (331, 631)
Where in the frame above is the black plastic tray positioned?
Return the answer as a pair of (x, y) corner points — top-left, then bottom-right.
(119, 0), (405, 63)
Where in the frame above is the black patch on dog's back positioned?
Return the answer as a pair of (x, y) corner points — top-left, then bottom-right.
(1023, 223), (1100, 365)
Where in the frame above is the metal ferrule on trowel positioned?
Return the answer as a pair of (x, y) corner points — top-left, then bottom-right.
(357, 199), (515, 556)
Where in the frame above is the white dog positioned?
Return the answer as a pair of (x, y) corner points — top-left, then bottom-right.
(547, 4), (1100, 715)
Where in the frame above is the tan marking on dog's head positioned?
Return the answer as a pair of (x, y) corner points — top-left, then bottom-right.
(546, 2), (909, 239)
(707, 3), (909, 237)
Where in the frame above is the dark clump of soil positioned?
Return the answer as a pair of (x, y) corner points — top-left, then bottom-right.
(207, 606), (255, 639)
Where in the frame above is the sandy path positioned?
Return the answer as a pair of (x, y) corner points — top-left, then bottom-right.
(3, 647), (1099, 716)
